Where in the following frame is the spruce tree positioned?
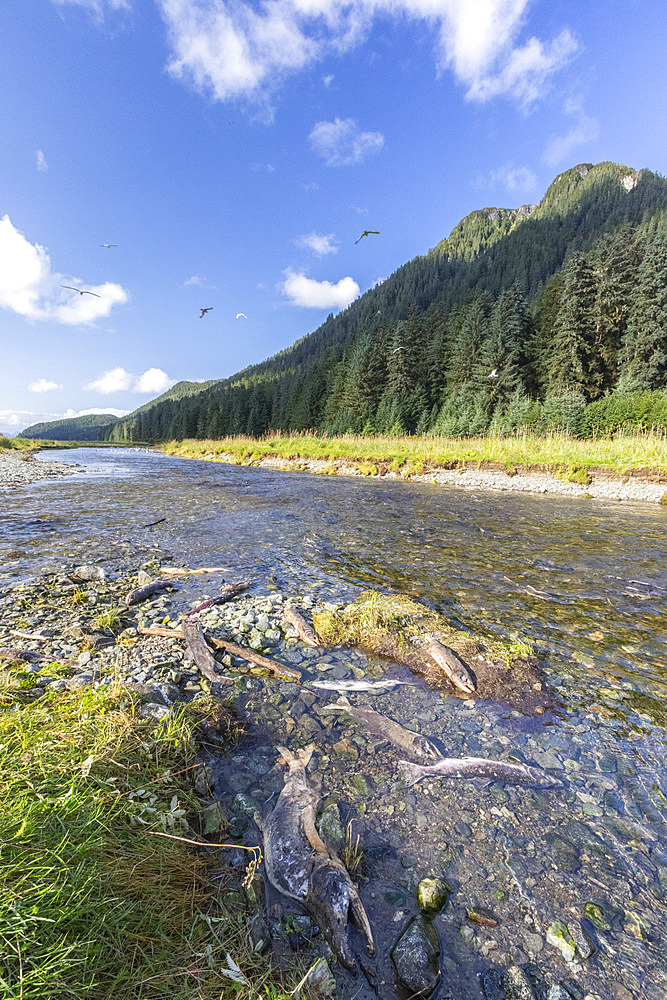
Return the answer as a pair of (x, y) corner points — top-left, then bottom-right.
(546, 253), (601, 400)
(617, 233), (667, 391)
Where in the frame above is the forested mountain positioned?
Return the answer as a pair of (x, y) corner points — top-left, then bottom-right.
(20, 380), (220, 441)
(19, 413), (120, 441)
(104, 162), (667, 443)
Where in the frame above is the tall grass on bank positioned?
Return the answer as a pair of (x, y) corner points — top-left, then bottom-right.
(0, 436), (72, 452)
(162, 428), (667, 476)
(0, 687), (301, 1000)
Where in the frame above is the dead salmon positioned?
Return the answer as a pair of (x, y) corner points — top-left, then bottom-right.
(283, 606), (322, 647)
(311, 678), (413, 693)
(399, 756), (563, 789)
(254, 746), (374, 969)
(322, 696), (441, 760)
(423, 637), (476, 694)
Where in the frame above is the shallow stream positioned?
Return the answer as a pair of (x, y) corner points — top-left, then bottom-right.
(2, 447), (666, 1000)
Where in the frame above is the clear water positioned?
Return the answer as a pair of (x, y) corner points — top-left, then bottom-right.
(2, 447), (666, 999)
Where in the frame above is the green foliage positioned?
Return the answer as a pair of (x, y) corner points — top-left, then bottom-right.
(18, 413), (120, 441)
(101, 162), (667, 445)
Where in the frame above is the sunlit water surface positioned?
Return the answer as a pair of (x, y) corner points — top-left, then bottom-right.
(2, 448), (666, 1000)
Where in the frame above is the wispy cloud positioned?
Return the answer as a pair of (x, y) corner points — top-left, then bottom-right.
(281, 269), (359, 309)
(308, 118), (384, 166)
(295, 232), (338, 257)
(183, 274), (214, 288)
(49, 0), (131, 17)
(84, 367), (177, 394)
(544, 98), (599, 167)
(0, 215), (129, 325)
(28, 379), (62, 393)
(36, 150), (48, 172)
(157, 1), (578, 112)
(474, 163), (539, 195)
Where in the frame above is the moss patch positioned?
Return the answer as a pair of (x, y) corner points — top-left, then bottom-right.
(313, 590), (548, 713)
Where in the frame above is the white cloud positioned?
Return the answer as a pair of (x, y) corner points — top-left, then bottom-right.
(157, 1), (578, 111)
(308, 118), (384, 166)
(544, 98), (599, 167)
(84, 367), (177, 394)
(134, 368), (177, 394)
(322, 74), (334, 88)
(84, 367), (134, 394)
(36, 150), (48, 172)
(281, 269), (359, 310)
(0, 215), (129, 326)
(295, 232), (338, 256)
(28, 379), (62, 393)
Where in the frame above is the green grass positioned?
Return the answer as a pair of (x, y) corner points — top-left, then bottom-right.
(0, 436), (75, 451)
(161, 428), (667, 477)
(0, 686), (307, 1000)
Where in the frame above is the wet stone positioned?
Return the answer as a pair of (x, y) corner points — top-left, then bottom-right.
(416, 877), (450, 912)
(317, 802), (345, 852)
(502, 965), (537, 1000)
(454, 820), (472, 838)
(567, 920), (594, 959)
(546, 921), (576, 962)
(391, 915), (440, 997)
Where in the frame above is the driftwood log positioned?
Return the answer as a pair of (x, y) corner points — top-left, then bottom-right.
(181, 580), (251, 617)
(125, 578), (175, 606)
(137, 625), (302, 683)
(181, 619), (231, 686)
(206, 636), (301, 682)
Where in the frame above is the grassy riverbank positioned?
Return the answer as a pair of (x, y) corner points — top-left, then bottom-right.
(161, 430), (667, 478)
(0, 682), (300, 1000)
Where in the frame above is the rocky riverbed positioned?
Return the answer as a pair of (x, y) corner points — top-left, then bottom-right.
(3, 559), (656, 1000)
(183, 450), (667, 505)
(0, 449), (81, 487)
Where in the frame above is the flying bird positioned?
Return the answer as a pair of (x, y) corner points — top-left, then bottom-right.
(236, 312), (248, 319)
(60, 285), (101, 298)
(392, 346), (406, 353)
(355, 230), (380, 244)
(488, 369), (499, 378)
(99, 244), (117, 249)
(200, 307), (213, 318)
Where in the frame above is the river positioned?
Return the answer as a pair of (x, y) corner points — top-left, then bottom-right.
(2, 447), (666, 1000)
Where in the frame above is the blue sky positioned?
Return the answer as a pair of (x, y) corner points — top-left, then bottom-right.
(1, 0), (666, 434)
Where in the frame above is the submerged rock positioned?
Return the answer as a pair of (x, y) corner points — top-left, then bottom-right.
(317, 802), (345, 853)
(416, 877), (450, 913)
(502, 965), (537, 999)
(391, 915), (440, 996)
(546, 921), (576, 962)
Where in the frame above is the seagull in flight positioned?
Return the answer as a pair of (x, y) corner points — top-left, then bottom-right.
(60, 285), (101, 298)
(392, 346), (406, 353)
(355, 230), (380, 244)
(488, 369), (499, 378)
(236, 312), (248, 319)
(200, 307), (213, 318)
(99, 244), (117, 249)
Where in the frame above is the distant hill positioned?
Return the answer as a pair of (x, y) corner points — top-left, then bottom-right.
(20, 380), (221, 442)
(19, 413), (121, 441)
(95, 162), (667, 441)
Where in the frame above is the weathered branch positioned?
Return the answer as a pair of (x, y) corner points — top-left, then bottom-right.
(207, 636), (301, 682)
(181, 580), (251, 617)
(125, 578), (175, 606)
(181, 619), (230, 686)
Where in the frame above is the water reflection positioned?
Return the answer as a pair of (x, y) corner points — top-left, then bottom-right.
(2, 446), (667, 997)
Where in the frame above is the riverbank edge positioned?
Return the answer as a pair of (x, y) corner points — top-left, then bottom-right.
(0, 447), (83, 487)
(161, 447), (667, 505)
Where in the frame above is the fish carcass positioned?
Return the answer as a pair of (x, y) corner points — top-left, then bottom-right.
(423, 636), (476, 694)
(399, 756), (563, 788)
(322, 696), (441, 760)
(254, 745), (375, 969)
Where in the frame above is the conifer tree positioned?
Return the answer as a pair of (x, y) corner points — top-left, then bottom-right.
(546, 253), (601, 399)
(617, 233), (667, 391)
